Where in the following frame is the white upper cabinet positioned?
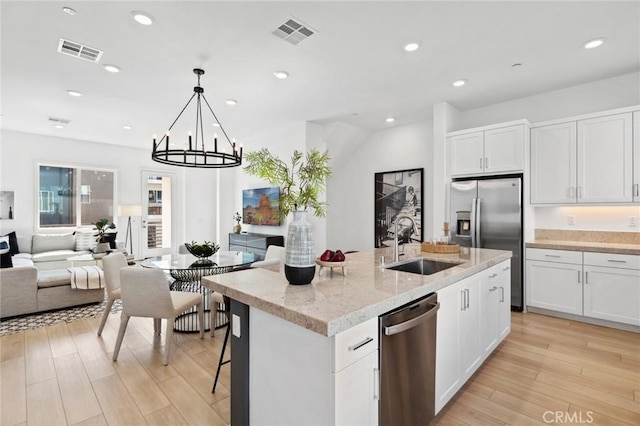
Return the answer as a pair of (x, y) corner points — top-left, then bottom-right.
(531, 122), (577, 204)
(577, 113), (633, 203)
(449, 131), (484, 176)
(449, 122), (526, 177)
(531, 110), (635, 204)
(634, 111), (640, 202)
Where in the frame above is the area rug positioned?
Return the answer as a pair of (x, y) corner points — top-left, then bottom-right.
(0, 300), (122, 337)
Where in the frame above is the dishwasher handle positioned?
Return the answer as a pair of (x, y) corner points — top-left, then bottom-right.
(384, 302), (440, 336)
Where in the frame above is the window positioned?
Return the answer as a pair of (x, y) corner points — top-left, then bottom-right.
(38, 165), (116, 228)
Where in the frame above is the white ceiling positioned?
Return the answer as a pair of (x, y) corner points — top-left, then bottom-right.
(2, 1), (639, 152)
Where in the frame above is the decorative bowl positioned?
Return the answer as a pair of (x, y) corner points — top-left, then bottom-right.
(184, 241), (220, 258)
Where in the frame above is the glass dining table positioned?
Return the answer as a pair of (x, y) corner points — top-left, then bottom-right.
(140, 251), (255, 333)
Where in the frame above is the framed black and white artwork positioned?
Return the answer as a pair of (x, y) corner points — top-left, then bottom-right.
(374, 168), (423, 248)
(0, 191), (15, 220)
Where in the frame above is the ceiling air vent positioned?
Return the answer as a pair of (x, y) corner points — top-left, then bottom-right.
(48, 117), (71, 125)
(57, 38), (103, 63)
(272, 18), (316, 45)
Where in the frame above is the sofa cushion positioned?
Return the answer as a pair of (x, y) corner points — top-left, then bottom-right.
(13, 252), (32, 260)
(12, 257), (34, 268)
(31, 249), (83, 263)
(1, 252), (12, 268)
(2, 231), (19, 255)
(37, 269), (72, 289)
(32, 233), (75, 254)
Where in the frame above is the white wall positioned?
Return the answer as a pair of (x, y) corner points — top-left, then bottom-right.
(0, 129), (220, 258)
(326, 119), (433, 252)
(534, 206), (640, 232)
(452, 72), (640, 130)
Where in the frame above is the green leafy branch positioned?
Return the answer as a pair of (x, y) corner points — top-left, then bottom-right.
(243, 148), (331, 219)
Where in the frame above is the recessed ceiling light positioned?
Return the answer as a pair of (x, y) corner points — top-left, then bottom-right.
(103, 64), (121, 73)
(274, 71), (289, 79)
(123, 125), (132, 130)
(386, 117), (395, 123)
(452, 79), (467, 87)
(404, 42), (419, 52)
(131, 11), (154, 26)
(53, 124), (65, 129)
(67, 90), (83, 97)
(62, 7), (76, 16)
(584, 37), (605, 49)
(225, 99), (238, 106)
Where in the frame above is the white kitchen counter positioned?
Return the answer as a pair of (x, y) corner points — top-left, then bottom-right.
(201, 244), (511, 336)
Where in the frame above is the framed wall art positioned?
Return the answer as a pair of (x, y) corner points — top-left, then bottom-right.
(0, 191), (15, 220)
(374, 168), (423, 248)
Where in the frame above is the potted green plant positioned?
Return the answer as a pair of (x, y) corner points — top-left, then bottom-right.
(244, 148), (331, 285)
(94, 218), (116, 253)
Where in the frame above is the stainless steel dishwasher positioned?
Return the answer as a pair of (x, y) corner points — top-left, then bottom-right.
(379, 292), (440, 425)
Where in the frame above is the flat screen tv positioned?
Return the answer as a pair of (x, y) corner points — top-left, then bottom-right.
(242, 187), (281, 226)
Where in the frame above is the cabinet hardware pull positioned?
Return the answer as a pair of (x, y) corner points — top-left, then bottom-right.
(503, 266), (510, 271)
(485, 157), (488, 169)
(577, 270), (580, 283)
(607, 259), (627, 263)
(480, 158), (483, 169)
(465, 288), (470, 309)
(373, 368), (380, 400)
(348, 337), (374, 351)
(489, 273), (498, 279)
(489, 286), (498, 292)
(544, 254), (561, 258)
(585, 271), (589, 284)
(635, 183), (639, 197)
(461, 290), (466, 311)
(499, 287), (504, 302)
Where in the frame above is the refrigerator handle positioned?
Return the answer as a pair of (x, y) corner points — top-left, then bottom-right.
(470, 198), (477, 248)
(475, 198), (481, 248)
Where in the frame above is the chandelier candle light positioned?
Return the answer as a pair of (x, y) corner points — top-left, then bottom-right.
(151, 68), (242, 168)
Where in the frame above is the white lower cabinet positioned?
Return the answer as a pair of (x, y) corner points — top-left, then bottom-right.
(526, 249), (640, 327)
(583, 253), (640, 326)
(334, 350), (379, 426)
(526, 250), (582, 315)
(436, 259), (511, 414)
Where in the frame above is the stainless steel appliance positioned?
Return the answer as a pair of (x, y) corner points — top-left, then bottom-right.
(379, 292), (439, 426)
(450, 175), (523, 310)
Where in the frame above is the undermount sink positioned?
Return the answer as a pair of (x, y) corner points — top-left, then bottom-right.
(384, 258), (462, 275)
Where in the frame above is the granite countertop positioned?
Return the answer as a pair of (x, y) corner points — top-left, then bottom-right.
(201, 245), (511, 337)
(526, 240), (640, 255)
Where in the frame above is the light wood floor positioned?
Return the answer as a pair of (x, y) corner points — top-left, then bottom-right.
(1, 311), (638, 426)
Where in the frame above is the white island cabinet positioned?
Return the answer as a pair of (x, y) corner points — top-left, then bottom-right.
(435, 259), (511, 413)
(201, 247), (512, 426)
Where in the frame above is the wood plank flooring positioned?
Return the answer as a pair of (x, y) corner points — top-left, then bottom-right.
(1, 311), (638, 425)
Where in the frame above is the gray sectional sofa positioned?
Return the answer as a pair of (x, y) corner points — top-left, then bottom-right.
(0, 232), (107, 319)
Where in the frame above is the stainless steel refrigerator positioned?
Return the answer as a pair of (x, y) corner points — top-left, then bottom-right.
(450, 175), (523, 310)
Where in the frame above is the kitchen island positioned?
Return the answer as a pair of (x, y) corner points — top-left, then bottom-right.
(202, 244), (512, 426)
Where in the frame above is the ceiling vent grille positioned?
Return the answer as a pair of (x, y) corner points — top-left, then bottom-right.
(272, 18), (316, 45)
(48, 117), (71, 125)
(57, 38), (103, 63)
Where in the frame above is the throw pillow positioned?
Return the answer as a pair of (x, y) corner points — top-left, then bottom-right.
(0, 236), (12, 268)
(2, 231), (19, 255)
(75, 230), (97, 251)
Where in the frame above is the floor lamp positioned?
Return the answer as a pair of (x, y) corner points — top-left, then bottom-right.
(118, 204), (142, 259)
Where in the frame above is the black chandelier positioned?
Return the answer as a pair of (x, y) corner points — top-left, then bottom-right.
(151, 68), (242, 168)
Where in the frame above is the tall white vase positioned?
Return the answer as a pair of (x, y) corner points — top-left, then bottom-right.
(284, 210), (316, 285)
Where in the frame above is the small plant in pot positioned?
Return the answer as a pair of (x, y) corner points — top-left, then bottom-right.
(94, 218), (116, 253)
(244, 148), (331, 285)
